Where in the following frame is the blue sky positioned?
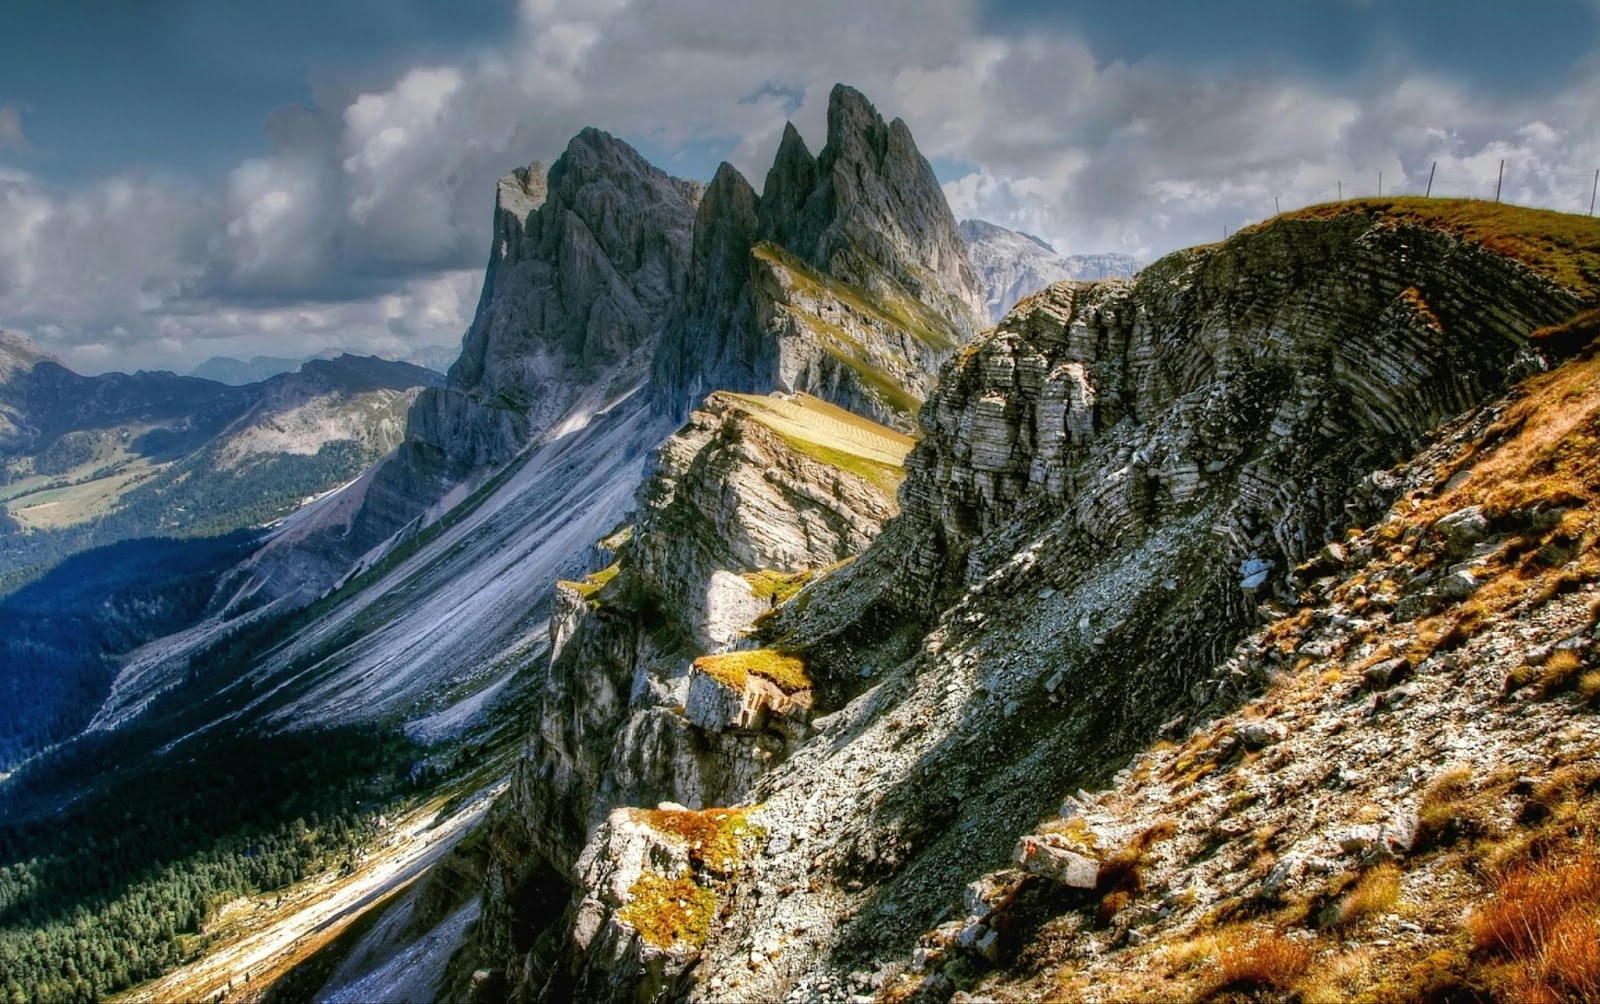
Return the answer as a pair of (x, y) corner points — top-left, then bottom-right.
(2, 0), (1598, 372)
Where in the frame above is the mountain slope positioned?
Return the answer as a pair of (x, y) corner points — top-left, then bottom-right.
(0, 342), (441, 594)
(467, 199), (1597, 1003)
(959, 218), (1142, 323)
(897, 311), (1600, 1003)
(235, 132), (704, 607)
(652, 85), (987, 430)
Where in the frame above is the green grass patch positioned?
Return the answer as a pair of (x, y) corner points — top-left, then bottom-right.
(558, 561), (619, 601)
(752, 241), (961, 350)
(693, 648), (812, 693)
(772, 429), (905, 492)
(742, 568), (815, 604)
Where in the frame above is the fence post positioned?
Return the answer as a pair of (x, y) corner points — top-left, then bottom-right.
(1495, 159), (1504, 203)
(1426, 161), (1436, 198)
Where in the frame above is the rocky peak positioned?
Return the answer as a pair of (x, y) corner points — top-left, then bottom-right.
(652, 83), (986, 429)
(758, 123), (817, 232)
(239, 131), (701, 604)
(0, 330), (60, 382)
(495, 161), (546, 228)
(776, 84), (986, 328)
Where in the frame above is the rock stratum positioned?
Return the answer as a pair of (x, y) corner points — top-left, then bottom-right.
(462, 199), (1600, 1004)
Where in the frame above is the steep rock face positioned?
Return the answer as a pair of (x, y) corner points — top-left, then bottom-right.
(238, 133), (701, 604)
(959, 218), (1142, 323)
(492, 204), (1588, 1002)
(423, 133), (700, 468)
(902, 317), (1600, 1004)
(653, 86), (987, 430)
(475, 392), (909, 1001)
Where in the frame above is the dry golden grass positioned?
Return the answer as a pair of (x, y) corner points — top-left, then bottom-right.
(1538, 650), (1586, 695)
(1469, 844), (1599, 1001)
(1333, 863), (1402, 930)
(1298, 947), (1378, 1004)
(633, 806), (764, 876)
(1414, 764), (1492, 853)
(1206, 928), (1314, 998)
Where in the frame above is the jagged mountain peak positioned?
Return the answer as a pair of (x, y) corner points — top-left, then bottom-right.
(495, 159), (546, 224)
(652, 82), (987, 427)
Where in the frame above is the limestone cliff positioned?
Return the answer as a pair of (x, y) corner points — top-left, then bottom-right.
(477, 200), (1596, 1003)
(653, 85), (987, 431)
(472, 391), (910, 1001)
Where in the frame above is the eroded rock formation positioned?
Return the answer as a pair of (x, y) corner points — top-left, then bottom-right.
(478, 204), (1587, 1003)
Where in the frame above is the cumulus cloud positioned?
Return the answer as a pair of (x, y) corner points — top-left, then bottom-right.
(3, 0), (1599, 372)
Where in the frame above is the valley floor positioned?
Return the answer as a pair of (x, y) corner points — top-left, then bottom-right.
(110, 779), (504, 1004)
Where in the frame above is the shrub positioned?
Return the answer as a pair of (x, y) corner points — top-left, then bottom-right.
(1209, 929), (1313, 996)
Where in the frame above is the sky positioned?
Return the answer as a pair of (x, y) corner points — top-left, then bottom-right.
(2, 0), (1599, 374)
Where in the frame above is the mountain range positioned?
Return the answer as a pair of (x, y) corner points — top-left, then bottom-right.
(3, 80), (1598, 1004)
(189, 344), (459, 385)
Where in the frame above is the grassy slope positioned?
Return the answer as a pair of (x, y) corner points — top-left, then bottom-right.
(719, 391), (914, 492)
(1261, 198), (1600, 303)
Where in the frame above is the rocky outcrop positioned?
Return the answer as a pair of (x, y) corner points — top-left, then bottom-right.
(959, 218), (1142, 323)
(475, 392), (909, 1001)
(480, 202), (1590, 1003)
(652, 86), (987, 430)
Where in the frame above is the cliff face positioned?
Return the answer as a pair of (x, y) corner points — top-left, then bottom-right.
(653, 86), (987, 431)
(476, 202), (1592, 1003)
(237, 132), (701, 604)
(959, 218), (1142, 323)
(474, 391), (911, 1002)
(419, 132), (701, 469)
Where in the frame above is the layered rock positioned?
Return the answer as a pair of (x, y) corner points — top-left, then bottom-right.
(481, 202), (1590, 1002)
(652, 85), (987, 430)
(474, 391), (909, 1001)
(959, 218), (1142, 323)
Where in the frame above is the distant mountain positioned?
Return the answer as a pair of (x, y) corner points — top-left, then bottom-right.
(191, 345), (458, 385)
(0, 333), (443, 596)
(189, 354), (308, 385)
(959, 218), (1142, 322)
(403, 343), (460, 374)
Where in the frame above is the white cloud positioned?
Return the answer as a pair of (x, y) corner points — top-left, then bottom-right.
(3, 1), (1600, 372)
